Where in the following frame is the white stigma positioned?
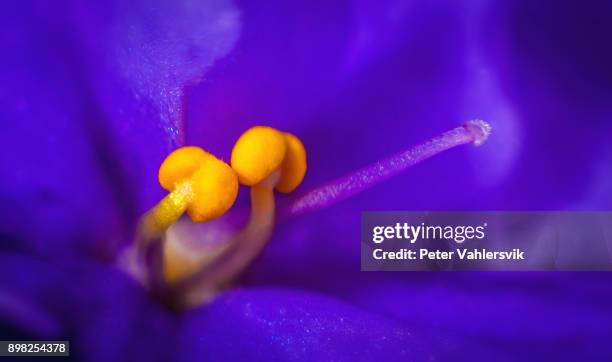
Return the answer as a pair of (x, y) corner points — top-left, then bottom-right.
(464, 119), (492, 146)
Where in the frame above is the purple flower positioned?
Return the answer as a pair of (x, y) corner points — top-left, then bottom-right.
(1, 0), (612, 361)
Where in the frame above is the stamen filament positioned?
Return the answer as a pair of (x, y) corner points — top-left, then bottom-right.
(213, 182), (276, 284)
(283, 120), (491, 219)
(174, 174), (279, 308)
(139, 181), (193, 241)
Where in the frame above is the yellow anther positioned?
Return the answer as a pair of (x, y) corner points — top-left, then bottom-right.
(276, 132), (307, 193)
(186, 159), (238, 222)
(230, 126), (287, 185)
(158, 146), (210, 191)
(231, 126), (307, 193)
(159, 128), (307, 300)
(140, 146), (238, 240)
(158, 146), (238, 222)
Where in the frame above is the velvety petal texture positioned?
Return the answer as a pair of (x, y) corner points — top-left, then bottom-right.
(71, 0), (241, 214)
(1, 0), (612, 361)
(0, 254), (175, 362)
(1, 1), (127, 258)
(233, 0), (612, 284)
(178, 288), (420, 361)
(0, 0), (239, 258)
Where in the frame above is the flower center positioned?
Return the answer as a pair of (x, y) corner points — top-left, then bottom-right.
(120, 120), (490, 309)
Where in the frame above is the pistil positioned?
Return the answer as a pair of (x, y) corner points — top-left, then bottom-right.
(283, 120), (491, 219)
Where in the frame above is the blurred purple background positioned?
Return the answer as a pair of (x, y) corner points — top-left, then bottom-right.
(1, 0), (612, 361)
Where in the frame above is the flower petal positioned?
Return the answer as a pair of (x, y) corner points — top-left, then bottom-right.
(0, 253), (175, 362)
(71, 0), (241, 212)
(0, 2), (128, 257)
(0, 0), (240, 257)
(177, 287), (498, 361)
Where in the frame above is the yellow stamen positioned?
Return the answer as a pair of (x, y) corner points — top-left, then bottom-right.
(139, 146), (238, 241)
(178, 173), (279, 307)
(157, 127), (307, 303)
(158, 146), (209, 191)
(230, 126), (307, 191)
(177, 127), (307, 305)
(230, 126), (287, 185)
(223, 126), (309, 287)
(186, 158), (239, 222)
(139, 181), (193, 240)
(276, 132), (307, 193)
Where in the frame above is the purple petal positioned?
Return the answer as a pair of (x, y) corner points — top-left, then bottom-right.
(0, 1), (128, 257)
(244, 260), (612, 360)
(0, 253), (175, 362)
(190, 0), (612, 212)
(71, 0), (240, 212)
(223, 0), (612, 325)
(0, 0), (239, 257)
(177, 287), (498, 361)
